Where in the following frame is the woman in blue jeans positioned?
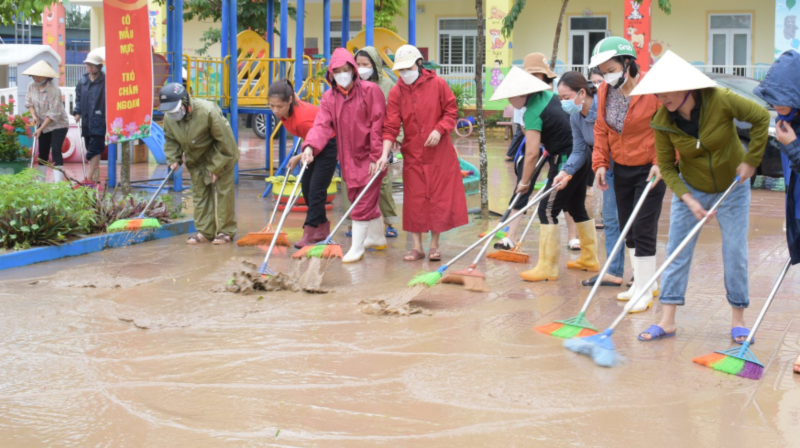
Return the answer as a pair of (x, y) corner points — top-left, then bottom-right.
(753, 50), (800, 372)
(554, 72), (625, 287)
(631, 51), (770, 342)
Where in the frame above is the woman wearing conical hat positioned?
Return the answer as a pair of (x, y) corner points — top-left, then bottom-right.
(632, 51), (769, 342)
(23, 60), (69, 181)
(588, 36), (666, 313)
(491, 55), (599, 284)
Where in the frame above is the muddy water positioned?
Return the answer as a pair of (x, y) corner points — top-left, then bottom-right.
(2, 138), (800, 446)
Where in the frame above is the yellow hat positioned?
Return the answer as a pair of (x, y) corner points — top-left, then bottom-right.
(22, 60), (59, 79)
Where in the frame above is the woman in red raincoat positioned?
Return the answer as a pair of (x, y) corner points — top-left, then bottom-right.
(382, 45), (469, 261)
(303, 48), (388, 263)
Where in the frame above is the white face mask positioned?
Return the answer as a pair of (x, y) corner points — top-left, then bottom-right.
(399, 69), (419, 85)
(166, 105), (186, 121)
(334, 71), (353, 88)
(357, 67), (374, 80)
(603, 71), (624, 87)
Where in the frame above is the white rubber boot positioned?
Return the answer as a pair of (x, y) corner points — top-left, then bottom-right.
(364, 217), (387, 250)
(52, 169), (64, 183)
(617, 247), (637, 301)
(343, 220), (368, 263)
(629, 255), (656, 313)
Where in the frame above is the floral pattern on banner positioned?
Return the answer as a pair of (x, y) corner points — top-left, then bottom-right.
(106, 114), (151, 144)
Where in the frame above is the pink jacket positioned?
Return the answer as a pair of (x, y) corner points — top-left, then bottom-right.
(304, 48), (386, 188)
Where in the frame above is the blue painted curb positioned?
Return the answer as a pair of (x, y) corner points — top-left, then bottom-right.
(0, 220), (196, 271)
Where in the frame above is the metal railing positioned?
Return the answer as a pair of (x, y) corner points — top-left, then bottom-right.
(65, 64), (84, 87)
(692, 65), (770, 81)
(0, 87), (18, 114)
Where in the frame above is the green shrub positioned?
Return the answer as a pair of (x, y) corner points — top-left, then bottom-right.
(483, 112), (505, 128)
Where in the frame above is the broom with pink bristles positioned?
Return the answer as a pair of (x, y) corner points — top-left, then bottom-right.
(692, 257), (791, 380)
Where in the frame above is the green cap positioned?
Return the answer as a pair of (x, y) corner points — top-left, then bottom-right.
(589, 36), (637, 68)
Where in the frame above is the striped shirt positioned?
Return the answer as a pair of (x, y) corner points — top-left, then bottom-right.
(25, 81), (69, 134)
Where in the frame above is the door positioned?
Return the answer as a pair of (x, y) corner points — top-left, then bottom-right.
(568, 16), (609, 75)
(708, 14), (752, 77)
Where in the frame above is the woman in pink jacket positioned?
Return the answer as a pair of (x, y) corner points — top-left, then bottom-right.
(303, 48), (388, 263)
(382, 45), (469, 262)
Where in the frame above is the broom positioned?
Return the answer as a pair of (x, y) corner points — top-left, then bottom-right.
(487, 150), (550, 263)
(409, 182), (563, 288)
(564, 178), (741, 367)
(258, 162), (308, 276)
(107, 166), (176, 233)
(693, 257), (791, 380)
(535, 176), (657, 338)
(293, 168), (384, 260)
(237, 138), (303, 247)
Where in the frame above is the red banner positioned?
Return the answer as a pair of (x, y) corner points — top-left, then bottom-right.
(103, 0), (153, 145)
(624, 0), (652, 68)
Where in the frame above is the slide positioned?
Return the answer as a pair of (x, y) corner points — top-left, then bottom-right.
(141, 122), (168, 165)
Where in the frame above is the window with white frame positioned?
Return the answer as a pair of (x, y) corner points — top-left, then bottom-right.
(708, 14), (752, 77)
(330, 20), (363, 50)
(438, 18), (478, 73)
(568, 16), (609, 74)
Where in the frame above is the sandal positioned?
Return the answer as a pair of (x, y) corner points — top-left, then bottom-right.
(404, 249), (425, 261)
(493, 237), (514, 250)
(731, 327), (754, 345)
(582, 274), (623, 287)
(428, 248), (441, 262)
(568, 238), (581, 251)
(187, 233), (210, 244)
(595, 221), (605, 230)
(385, 226), (398, 238)
(638, 324), (676, 342)
(212, 233), (232, 245)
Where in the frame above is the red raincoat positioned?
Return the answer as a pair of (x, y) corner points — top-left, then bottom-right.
(305, 48), (386, 190)
(383, 69), (468, 233)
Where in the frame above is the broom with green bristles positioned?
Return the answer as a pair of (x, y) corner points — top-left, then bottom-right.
(292, 168), (384, 260)
(258, 162), (308, 276)
(408, 182), (563, 288)
(692, 257), (791, 380)
(107, 166), (176, 233)
(564, 177), (741, 367)
(535, 176), (657, 339)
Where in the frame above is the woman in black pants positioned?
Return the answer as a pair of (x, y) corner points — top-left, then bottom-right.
(268, 80), (338, 248)
(24, 61), (69, 182)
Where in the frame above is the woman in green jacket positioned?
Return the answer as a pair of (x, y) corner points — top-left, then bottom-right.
(339, 46), (402, 240)
(631, 51), (769, 342)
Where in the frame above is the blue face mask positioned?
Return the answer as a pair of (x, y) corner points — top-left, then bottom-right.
(561, 95), (582, 115)
(777, 108), (799, 122)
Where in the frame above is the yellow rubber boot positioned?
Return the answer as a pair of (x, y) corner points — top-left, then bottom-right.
(520, 224), (560, 282)
(566, 219), (600, 271)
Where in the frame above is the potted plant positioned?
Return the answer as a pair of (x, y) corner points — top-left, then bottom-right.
(0, 100), (33, 175)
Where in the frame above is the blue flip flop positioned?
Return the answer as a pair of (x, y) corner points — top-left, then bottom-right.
(385, 226), (398, 238)
(731, 326), (754, 345)
(345, 230), (352, 237)
(638, 324), (676, 342)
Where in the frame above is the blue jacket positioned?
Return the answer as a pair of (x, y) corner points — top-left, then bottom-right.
(73, 72), (106, 136)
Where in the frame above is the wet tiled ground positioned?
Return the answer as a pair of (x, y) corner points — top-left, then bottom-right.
(1, 129), (799, 446)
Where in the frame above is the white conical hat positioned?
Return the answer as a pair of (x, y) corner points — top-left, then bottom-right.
(22, 60), (58, 78)
(631, 50), (717, 96)
(490, 66), (551, 101)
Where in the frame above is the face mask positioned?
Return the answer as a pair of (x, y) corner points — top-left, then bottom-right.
(592, 82), (602, 89)
(357, 67), (374, 80)
(777, 108), (799, 122)
(334, 71), (353, 88)
(604, 71), (624, 88)
(166, 105), (186, 121)
(399, 69), (419, 85)
(37, 79), (48, 86)
(561, 94), (583, 115)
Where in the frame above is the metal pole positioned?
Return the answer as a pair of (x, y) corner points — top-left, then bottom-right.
(323, 0), (331, 62)
(280, 0), (288, 78)
(341, 0), (350, 46)
(229, 0), (239, 185)
(108, 144), (117, 188)
(408, 0), (417, 46)
(365, 0), (374, 46)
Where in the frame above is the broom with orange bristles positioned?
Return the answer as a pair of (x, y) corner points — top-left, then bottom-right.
(237, 139), (303, 247)
(692, 257), (791, 380)
(292, 169), (384, 260)
(107, 167), (176, 233)
(486, 150), (550, 263)
(534, 176), (657, 339)
(258, 162), (308, 276)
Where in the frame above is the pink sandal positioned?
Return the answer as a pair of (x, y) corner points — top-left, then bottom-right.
(404, 249), (425, 261)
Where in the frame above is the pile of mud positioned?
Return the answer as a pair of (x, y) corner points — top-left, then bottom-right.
(225, 261), (300, 294)
(359, 285), (429, 316)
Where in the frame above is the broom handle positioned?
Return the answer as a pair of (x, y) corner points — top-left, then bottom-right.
(444, 182), (562, 269)
(139, 166), (177, 218)
(327, 169), (383, 240)
(30, 136), (37, 168)
(745, 257), (791, 343)
(514, 156), (554, 244)
(609, 177), (740, 330)
(578, 176), (656, 314)
(268, 138), (304, 226)
(261, 163), (308, 269)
